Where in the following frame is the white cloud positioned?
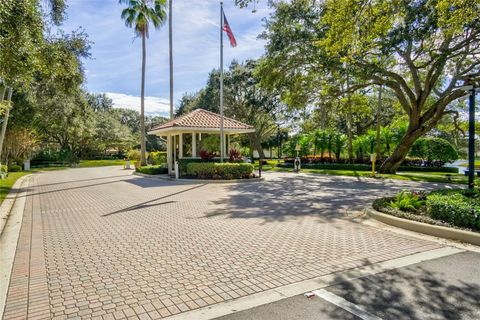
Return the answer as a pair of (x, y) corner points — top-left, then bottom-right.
(62, 0), (272, 104)
(106, 92), (170, 116)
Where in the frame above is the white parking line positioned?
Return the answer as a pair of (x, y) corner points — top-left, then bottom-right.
(312, 289), (383, 320)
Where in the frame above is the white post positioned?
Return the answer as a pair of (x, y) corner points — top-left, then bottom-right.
(23, 159), (30, 171)
(192, 132), (197, 157)
(167, 134), (173, 174)
(173, 135), (177, 165)
(174, 161), (179, 179)
(179, 133), (183, 159)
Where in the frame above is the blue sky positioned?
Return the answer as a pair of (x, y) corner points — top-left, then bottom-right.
(59, 0), (271, 116)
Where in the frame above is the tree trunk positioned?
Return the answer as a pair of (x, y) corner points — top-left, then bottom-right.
(168, 0), (174, 120)
(379, 126), (423, 173)
(0, 87), (13, 165)
(250, 133), (265, 160)
(140, 32), (147, 166)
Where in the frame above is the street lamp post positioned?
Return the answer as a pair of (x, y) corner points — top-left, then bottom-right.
(468, 83), (476, 190)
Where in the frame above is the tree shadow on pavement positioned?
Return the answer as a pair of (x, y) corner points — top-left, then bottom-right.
(204, 174), (444, 223)
(321, 258), (480, 320)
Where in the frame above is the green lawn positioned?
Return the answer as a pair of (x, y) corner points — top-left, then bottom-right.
(458, 160), (480, 170)
(79, 159), (125, 167)
(0, 159), (125, 205)
(0, 171), (30, 203)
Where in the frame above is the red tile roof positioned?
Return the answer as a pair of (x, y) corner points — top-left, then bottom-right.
(149, 109), (254, 132)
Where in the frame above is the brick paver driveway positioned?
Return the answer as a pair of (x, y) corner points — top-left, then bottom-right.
(3, 167), (443, 319)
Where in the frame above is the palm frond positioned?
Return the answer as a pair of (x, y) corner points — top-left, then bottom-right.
(119, 0), (167, 37)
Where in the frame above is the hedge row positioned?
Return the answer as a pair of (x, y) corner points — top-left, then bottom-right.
(186, 163), (254, 180)
(136, 165), (168, 175)
(397, 166), (458, 173)
(277, 163), (459, 173)
(427, 190), (480, 231)
(375, 189), (480, 231)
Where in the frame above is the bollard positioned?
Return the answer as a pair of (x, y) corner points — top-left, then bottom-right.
(370, 154), (376, 177)
(23, 159), (31, 171)
(175, 161), (179, 180)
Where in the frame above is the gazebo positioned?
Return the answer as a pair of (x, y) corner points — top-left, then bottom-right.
(148, 109), (255, 175)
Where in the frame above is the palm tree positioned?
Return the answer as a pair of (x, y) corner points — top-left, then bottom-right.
(119, 0), (167, 165)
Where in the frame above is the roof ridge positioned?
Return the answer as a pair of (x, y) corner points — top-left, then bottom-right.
(149, 107), (254, 132)
(196, 108), (251, 126)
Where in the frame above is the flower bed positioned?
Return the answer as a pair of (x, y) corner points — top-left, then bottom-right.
(185, 162), (254, 180)
(373, 189), (480, 232)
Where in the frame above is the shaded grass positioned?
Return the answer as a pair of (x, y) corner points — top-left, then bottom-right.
(79, 159), (125, 167)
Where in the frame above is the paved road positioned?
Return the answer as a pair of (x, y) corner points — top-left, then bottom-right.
(217, 251), (480, 320)
(2, 167), (453, 319)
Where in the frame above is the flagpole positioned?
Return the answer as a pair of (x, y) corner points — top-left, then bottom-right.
(219, 2), (225, 162)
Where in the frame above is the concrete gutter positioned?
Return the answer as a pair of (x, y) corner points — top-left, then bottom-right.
(0, 174), (31, 237)
(133, 171), (265, 184)
(365, 207), (480, 247)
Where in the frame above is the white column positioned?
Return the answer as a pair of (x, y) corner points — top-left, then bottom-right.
(173, 135), (177, 166)
(222, 133), (226, 157)
(192, 132), (197, 158)
(167, 134), (172, 174)
(179, 133), (183, 158)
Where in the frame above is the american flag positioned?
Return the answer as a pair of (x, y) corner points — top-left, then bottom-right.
(223, 13), (237, 47)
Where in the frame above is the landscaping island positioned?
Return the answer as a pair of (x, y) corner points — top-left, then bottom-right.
(373, 189), (480, 233)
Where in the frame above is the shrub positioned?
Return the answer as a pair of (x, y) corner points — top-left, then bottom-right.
(427, 191), (480, 230)
(186, 162), (254, 179)
(8, 164), (22, 172)
(136, 165), (168, 175)
(199, 149), (216, 161)
(229, 149), (243, 163)
(150, 151), (166, 165)
(388, 190), (426, 212)
(397, 166), (458, 173)
(178, 158), (203, 175)
(0, 164), (7, 173)
(409, 137), (458, 163)
(127, 150), (142, 161)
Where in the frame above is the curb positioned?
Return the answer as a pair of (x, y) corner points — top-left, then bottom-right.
(0, 174), (32, 237)
(0, 174), (31, 317)
(133, 172), (265, 184)
(365, 207), (480, 246)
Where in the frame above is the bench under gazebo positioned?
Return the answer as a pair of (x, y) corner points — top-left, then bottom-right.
(148, 109), (255, 175)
